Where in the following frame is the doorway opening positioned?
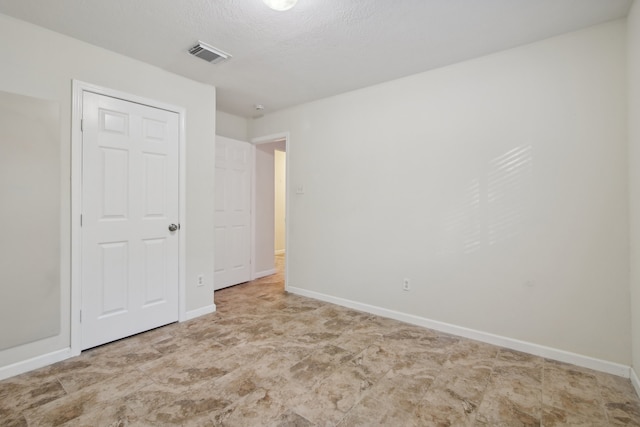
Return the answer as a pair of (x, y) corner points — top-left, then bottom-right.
(274, 149), (286, 284)
(252, 133), (290, 291)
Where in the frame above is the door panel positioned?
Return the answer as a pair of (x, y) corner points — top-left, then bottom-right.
(214, 136), (252, 290)
(99, 241), (128, 316)
(143, 153), (168, 217)
(143, 238), (168, 305)
(81, 92), (179, 350)
(101, 147), (129, 218)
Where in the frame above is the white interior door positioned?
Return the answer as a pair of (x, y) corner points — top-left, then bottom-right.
(81, 92), (180, 350)
(214, 136), (252, 290)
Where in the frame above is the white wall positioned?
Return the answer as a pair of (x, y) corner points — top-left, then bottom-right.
(629, 0), (640, 377)
(251, 21), (630, 365)
(216, 110), (249, 141)
(0, 14), (216, 372)
(254, 140), (286, 275)
(0, 91), (60, 351)
(275, 150), (287, 254)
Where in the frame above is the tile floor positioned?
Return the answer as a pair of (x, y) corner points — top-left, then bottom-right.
(2, 255), (640, 426)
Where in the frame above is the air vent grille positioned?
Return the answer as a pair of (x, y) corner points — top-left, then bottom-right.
(188, 41), (231, 64)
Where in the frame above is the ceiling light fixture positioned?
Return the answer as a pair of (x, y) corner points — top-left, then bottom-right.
(262, 0), (297, 11)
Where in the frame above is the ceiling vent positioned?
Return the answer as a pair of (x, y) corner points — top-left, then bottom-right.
(188, 41), (231, 64)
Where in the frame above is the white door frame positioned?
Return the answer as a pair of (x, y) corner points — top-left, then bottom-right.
(70, 80), (187, 356)
(250, 132), (290, 290)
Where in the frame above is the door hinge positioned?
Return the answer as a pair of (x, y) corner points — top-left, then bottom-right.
(80, 119), (83, 132)
(80, 214), (83, 226)
(79, 310), (82, 322)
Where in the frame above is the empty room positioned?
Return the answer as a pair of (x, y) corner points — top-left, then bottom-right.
(2, 0), (640, 425)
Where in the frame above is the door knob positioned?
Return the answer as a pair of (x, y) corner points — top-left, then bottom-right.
(168, 224), (178, 232)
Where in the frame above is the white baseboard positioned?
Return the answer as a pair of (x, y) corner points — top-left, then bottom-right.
(254, 268), (277, 280)
(0, 348), (72, 381)
(183, 303), (216, 321)
(288, 286), (631, 378)
(631, 368), (640, 397)
(275, 249), (285, 255)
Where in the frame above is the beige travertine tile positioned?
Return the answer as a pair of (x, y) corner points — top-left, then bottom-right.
(430, 364), (494, 406)
(366, 367), (437, 403)
(419, 386), (480, 426)
(475, 371), (541, 426)
(542, 404), (602, 426)
(606, 401), (640, 426)
(251, 374), (312, 405)
(544, 387), (606, 421)
(338, 392), (423, 427)
(593, 372), (640, 425)
(497, 348), (544, 366)
(2, 254), (640, 426)
(475, 395), (540, 427)
(56, 399), (139, 427)
(392, 347), (449, 373)
(349, 344), (396, 381)
(543, 361), (609, 423)
(447, 340), (500, 367)
(212, 388), (290, 427)
(330, 330), (384, 354)
(22, 368), (153, 425)
(0, 409), (28, 427)
(270, 410), (315, 427)
(138, 341), (228, 387)
(0, 374), (66, 413)
(289, 364), (375, 426)
(126, 382), (230, 425)
(23, 392), (101, 426)
(287, 344), (353, 387)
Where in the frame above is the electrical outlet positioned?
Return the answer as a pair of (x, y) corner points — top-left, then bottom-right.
(197, 274), (204, 287)
(403, 278), (410, 291)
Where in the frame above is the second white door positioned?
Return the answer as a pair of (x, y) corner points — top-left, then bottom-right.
(214, 136), (252, 290)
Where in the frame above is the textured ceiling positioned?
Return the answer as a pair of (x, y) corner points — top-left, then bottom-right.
(0, 0), (633, 117)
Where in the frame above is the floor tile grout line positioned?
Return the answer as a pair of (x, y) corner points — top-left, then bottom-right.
(596, 367), (613, 425)
(53, 374), (71, 397)
(541, 357), (545, 424)
(472, 345), (500, 423)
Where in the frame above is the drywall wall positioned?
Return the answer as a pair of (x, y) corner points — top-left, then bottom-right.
(216, 110), (249, 141)
(250, 20), (630, 364)
(629, 0), (640, 376)
(0, 91), (60, 351)
(0, 13), (216, 371)
(275, 149), (287, 254)
(255, 140), (286, 275)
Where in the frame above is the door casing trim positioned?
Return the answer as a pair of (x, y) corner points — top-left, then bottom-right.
(70, 80), (187, 356)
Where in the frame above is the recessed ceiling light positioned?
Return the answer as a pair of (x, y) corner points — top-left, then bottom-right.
(262, 0), (297, 11)
(255, 104), (265, 111)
